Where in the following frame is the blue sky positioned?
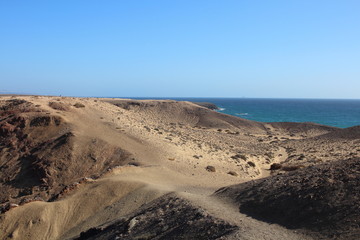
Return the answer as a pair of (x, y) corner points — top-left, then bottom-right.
(0, 0), (359, 98)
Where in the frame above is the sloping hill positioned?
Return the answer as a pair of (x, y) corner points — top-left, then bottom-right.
(0, 99), (130, 209)
(268, 122), (338, 137)
(215, 158), (360, 239)
(76, 194), (238, 240)
(105, 99), (268, 133)
(0, 96), (353, 240)
(314, 125), (360, 140)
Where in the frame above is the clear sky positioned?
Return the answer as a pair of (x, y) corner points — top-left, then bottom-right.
(0, 1), (359, 98)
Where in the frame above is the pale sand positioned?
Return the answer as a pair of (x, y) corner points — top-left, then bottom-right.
(0, 95), (358, 240)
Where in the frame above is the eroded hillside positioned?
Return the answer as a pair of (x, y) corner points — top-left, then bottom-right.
(0, 95), (358, 240)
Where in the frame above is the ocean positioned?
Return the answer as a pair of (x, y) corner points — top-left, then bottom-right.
(128, 98), (360, 128)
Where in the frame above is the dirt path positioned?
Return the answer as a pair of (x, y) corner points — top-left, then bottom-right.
(259, 146), (288, 178)
(179, 190), (313, 240)
(0, 96), (325, 240)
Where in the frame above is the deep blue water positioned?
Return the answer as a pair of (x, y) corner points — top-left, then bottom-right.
(126, 98), (360, 128)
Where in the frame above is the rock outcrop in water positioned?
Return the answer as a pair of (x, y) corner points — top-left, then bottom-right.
(192, 102), (219, 110)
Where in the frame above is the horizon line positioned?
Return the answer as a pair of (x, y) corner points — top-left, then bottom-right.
(1, 93), (360, 101)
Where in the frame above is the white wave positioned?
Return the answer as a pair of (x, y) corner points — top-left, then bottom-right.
(217, 108), (226, 111)
(235, 113), (249, 116)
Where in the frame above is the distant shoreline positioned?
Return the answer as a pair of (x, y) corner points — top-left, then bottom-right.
(1, 95), (359, 128)
(2, 94), (360, 101)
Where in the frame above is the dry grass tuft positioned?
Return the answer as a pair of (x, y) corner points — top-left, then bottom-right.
(282, 165), (305, 171)
(270, 163), (282, 170)
(206, 166), (216, 172)
(227, 171), (238, 176)
(49, 102), (69, 111)
(74, 103), (85, 108)
(247, 161), (256, 167)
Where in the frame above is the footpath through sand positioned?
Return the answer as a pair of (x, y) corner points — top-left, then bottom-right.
(1, 96), (353, 239)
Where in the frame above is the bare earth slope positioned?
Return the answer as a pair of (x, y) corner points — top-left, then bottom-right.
(0, 96), (358, 240)
(215, 158), (360, 239)
(76, 194), (238, 240)
(105, 99), (267, 132)
(0, 98), (130, 209)
(277, 125), (360, 168)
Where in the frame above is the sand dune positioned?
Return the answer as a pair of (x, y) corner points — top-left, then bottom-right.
(104, 99), (267, 132)
(0, 95), (359, 239)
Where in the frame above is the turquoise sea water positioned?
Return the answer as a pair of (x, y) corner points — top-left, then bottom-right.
(130, 98), (360, 128)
